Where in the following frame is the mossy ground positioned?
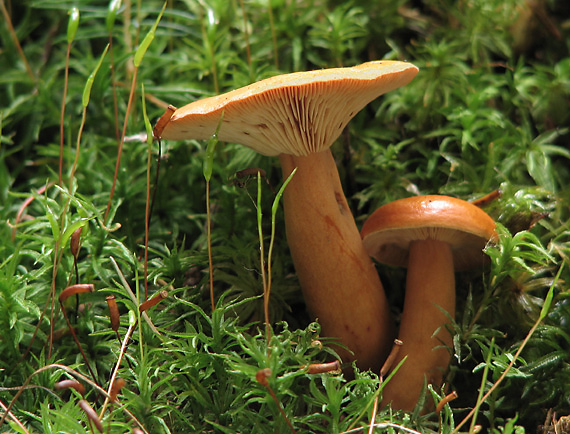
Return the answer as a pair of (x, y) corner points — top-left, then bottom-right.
(1, 0), (569, 433)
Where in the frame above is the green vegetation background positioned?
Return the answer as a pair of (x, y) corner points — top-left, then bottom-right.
(1, 0), (569, 433)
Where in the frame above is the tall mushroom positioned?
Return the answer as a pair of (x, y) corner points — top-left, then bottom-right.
(155, 60), (419, 370)
(360, 195), (497, 410)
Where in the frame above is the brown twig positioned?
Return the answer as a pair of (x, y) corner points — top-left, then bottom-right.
(435, 390), (458, 415)
(99, 321), (136, 418)
(0, 398), (31, 434)
(380, 339), (403, 379)
(306, 360), (341, 375)
(139, 290), (168, 313)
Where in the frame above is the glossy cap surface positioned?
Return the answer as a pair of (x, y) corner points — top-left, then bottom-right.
(361, 195), (497, 271)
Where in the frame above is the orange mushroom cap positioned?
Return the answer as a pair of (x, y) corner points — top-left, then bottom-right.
(361, 195), (498, 271)
(157, 60), (419, 156)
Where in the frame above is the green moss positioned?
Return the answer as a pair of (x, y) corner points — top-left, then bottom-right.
(1, 0), (569, 432)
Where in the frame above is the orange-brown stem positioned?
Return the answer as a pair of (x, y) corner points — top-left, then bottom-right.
(279, 150), (393, 371)
(381, 238), (455, 410)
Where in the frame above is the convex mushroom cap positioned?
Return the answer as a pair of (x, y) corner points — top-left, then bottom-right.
(156, 60), (419, 156)
(361, 195), (498, 271)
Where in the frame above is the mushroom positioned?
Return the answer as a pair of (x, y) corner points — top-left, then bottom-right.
(360, 195), (497, 410)
(155, 60), (419, 370)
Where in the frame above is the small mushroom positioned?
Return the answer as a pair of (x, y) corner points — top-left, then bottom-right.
(360, 195), (497, 410)
(156, 61), (419, 370)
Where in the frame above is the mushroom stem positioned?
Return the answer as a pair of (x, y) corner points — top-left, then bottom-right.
(381, 238), (455, 410)
(279, 149), (394, 370)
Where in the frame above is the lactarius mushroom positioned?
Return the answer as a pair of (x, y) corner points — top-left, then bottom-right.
(155, 61), (419, 370)
(360, 195), (497, 410)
